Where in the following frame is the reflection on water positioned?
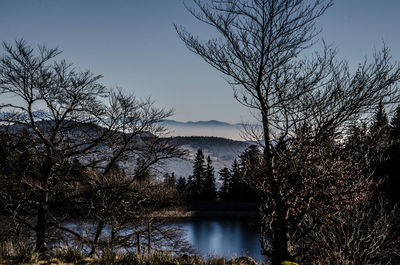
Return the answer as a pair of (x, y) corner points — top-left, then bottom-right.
(63, 218), (264, 262)
(175, 218), (263, 262)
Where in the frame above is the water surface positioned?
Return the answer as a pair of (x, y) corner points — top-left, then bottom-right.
(175, 218), (264, 262)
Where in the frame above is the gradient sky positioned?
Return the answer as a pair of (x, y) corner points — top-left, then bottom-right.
(1, 0), (399, 123)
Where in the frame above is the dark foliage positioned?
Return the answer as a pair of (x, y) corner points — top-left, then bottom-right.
(0, 40), (184, 255)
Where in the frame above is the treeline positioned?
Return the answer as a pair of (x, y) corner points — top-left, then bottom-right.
(164, 146), (261, 202)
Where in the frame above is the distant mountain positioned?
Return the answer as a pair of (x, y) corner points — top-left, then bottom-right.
(162, 119), (242, 126)
(160, 120), (243, 140)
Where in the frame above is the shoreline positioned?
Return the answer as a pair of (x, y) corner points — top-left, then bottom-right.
(151, 201), (260, 219)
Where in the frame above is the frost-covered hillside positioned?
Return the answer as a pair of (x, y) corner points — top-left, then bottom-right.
(2, 117), (251, 181)
(158, 136), (250, 179)
(160, 120), (243, 140)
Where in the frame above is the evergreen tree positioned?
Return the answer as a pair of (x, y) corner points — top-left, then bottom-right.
(186, 174), (195, 197)
(188, 149), (206, 200)
(369, 103), (391, 181)
(239, 145), (262, 202)
(202, 156), (217, 201)
(370, 101), (390, 138)
(227, 159), (242, 201)
(163, 172), (176, 187)
(240, 145), (262, 175)
(176, 176), (187, 192)
(349, 103), (400, 205)
(218, 167), (231, 201)
(385, 104), (400, 203)
(390, 104), (400, 142)
(344, 122), (370, 175)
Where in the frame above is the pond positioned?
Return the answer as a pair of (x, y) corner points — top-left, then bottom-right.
(174, 218), (264, 263)
(63, 217), (265, 263)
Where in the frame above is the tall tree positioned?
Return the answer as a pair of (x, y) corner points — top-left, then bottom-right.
(177, 0), (400, 263)
(187, 149), (206, 200)
(0, 40), (182, 254)
(238, 145), (261, 202)
(176, 176), (187, 193)
(390, 104), (400, 142)
(164, 172), (177, 187)
(228, 159), (242, 201)
(371, 101), (390, 144)
(381, 104), (400, 203)
(218, 167), (231, 200)
(203, 156), (217, 201)
(369, 102), (391, 181)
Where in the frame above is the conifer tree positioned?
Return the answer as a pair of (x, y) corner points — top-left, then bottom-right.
(344, 122), (370, 176)
(228, 159), (242, 201)
(176, 176), (187, 192)
(202, 156), (217, 201)
(371, 101), (390, 138)
(164, 172), (176, 187)
(369, 102), (391, 183)
(218, 167), (231, 201)
(239, 145), (262, 202)
(385, 104), (400, 203)
(188, 149), (206, 200)
(390, 104), (400, 142)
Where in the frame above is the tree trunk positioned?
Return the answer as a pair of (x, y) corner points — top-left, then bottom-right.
(147, 221), (151, 255)
(137, 233), (141, 254)
(262, 115), (292, 265)
(35, 204), (47, 254)
(89, 221), (104, 257)
(271, 199), (292, 265)
(35, 159), (51, 255)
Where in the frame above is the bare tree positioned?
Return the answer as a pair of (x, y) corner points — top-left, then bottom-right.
(176, 0), (400, 263)
(0, 40), (183, 255)
(60, 176), (193, 256)
(305, 196), (400, 265)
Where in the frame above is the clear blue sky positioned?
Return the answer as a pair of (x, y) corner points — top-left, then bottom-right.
(1, 0), (399, 123)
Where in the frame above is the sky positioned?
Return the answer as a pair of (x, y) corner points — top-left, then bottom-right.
(0, 0), (400, 124)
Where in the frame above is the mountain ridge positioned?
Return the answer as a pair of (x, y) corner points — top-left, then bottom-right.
(161, 119), (243, 126)
(160, 119), (244, 140)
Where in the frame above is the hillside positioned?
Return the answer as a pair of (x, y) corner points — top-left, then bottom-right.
(160, 120), (243, 140)
(1, 117), (250, 182)
(158, 136), (250, 180)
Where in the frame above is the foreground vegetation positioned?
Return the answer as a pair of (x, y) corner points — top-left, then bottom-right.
(0, 244), (260, 265)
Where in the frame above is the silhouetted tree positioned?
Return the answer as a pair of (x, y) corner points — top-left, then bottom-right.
(164, 172), (177, 187)
(305, 195), (400, 265)
(0, 40), (182, 255)
(238, 145), (262, 202)
(390, 104), (400, 141)
(187, 149), (206, 200)
(369, 102), (391, 191)
(177, 0), (400, 263)
(227, 159), (242, 201)
(218, 167), (231, 200)
(374, 104), (400, 204)
(176, 176), (187, 193)
(202, 156), (217, 201)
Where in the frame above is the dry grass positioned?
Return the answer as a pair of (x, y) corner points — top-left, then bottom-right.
(0, 245), (261, 265)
